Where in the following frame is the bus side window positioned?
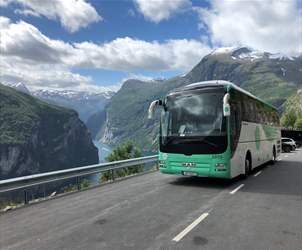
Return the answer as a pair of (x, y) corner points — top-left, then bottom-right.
(230, 102), (241, 154)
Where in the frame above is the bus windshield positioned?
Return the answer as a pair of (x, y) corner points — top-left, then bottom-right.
(161, 90), (226, 138)
(160, 88), (228, 154)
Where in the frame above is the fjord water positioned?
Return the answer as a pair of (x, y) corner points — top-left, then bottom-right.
(93, 140), (112, 163)
(85, 141), (113, 185)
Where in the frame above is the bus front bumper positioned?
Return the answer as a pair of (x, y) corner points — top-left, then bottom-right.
(159, 164), (230, 178)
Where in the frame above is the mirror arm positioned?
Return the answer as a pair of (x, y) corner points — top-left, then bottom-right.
(148, 100), (162, 119)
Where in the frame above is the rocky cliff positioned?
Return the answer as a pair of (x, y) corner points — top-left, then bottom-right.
(0, 84), (99, 180)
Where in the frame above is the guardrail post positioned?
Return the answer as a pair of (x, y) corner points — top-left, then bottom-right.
(24, 190), (29, 205)
(76, 176), (81, 191)
(43, 184), (46, 199)
(111, 169), (115, 181)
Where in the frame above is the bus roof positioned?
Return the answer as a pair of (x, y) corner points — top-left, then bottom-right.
(170, 80), (278, 111)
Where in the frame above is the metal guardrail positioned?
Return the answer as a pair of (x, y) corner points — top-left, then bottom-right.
(0, 155), (158, 206)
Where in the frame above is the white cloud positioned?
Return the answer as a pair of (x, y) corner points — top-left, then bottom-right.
(0, 0), (12, 7)
(0, 0), (101, 32)
(196, 0), (302, 55)
(134, 0), (191, 23)
(14, 8), (41, 17)
(73, 37), (211, 71)
(0, 17), (211, 71)
(0, 54), (119, 93)
(0, 17), (75, 64)
(0, 55), (97, 91)
(0, 17), (211, 91)
(0, 17), (106, 92)
(121, 73), (155, 83)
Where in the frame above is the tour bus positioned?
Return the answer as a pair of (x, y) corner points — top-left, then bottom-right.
(148, 80), (281, 179)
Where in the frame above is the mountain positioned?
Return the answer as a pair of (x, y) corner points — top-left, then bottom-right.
(186, 47), (302, 107)
(95, 47), (302, 152)
(0, 83), (99, 179)
(5, 82), (31, 95)
(86, 109), (107, 139)
(3, 82), (115, 136)
(32, 89), (114, 123)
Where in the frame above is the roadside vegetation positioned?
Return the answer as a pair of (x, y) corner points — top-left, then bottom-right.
(281, 90), (302, 129)
(100, 141), (143, 182)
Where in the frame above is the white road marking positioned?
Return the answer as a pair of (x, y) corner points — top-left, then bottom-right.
(230, 184), (245, 194)
(277, 159), (282, 161)
(284, 155), (289, 158)
(172, 212), (209, 242)
(254, 171), (262, 177)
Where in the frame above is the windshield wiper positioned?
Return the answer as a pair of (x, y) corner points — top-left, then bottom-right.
(163, 136), (181, 145)
(177, 137), (219, 148)
(163, 136), (219, 148)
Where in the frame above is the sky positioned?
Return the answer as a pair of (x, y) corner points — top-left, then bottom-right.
(0, 0), (301, 92)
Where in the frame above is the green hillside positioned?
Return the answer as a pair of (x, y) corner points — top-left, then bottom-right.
(0, 83), (98, 179)
(0, 83), (75, 144)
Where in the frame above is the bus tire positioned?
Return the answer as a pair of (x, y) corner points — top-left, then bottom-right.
(271, 146), (276, 165)
(244, 154), (252, 178)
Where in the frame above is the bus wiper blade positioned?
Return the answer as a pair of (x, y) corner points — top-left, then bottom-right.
(163, 136), (180, 145)
(202, 139), (219, 148)
(180, 137), (219, 148)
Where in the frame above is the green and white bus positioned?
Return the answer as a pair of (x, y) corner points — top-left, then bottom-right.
(148, 80), (281, 179)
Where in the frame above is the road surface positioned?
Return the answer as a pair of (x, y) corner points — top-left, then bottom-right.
(0, 149), (301, 250)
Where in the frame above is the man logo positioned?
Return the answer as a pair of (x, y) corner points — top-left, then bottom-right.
(182, 162), (196, 167)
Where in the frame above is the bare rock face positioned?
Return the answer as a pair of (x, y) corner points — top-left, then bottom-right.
(0, 84), (99, 180)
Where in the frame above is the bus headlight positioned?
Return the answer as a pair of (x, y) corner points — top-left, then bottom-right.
(215, 163), (226, 171)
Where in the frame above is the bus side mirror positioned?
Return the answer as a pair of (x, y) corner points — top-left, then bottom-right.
(148, 100), (162, 119)
(223, 93), (230, 117)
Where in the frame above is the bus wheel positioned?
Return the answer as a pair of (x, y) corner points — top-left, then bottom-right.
(271, 147), (276, 165)
(244, 157), (251, 178)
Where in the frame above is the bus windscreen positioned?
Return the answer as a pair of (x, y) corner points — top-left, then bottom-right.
(160, 88), (227, 154)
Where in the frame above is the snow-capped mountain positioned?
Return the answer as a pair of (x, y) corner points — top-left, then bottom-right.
(4, 82), (31, 94)
(211, 46), (299, 61)
(32, 89), (114, 122)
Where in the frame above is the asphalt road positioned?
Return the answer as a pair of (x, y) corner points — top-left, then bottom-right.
(0, 149), (301, 250)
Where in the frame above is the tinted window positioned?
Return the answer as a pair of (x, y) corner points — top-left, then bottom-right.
(233, 89), (279, 126)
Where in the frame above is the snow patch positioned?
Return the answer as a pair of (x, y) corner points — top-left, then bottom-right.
(2, 82), (31, 94)
(237, 51), (264, 60)
(269, 53), (294, 60)
(210, 46), (297, 62)
(211, 47), (237, 55)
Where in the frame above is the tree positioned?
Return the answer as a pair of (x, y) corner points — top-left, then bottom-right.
(100, 141), (142, 182)
(106, 141), (141, 161)
(294, 117), (302, 129)
(281, 109), (297, 128)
